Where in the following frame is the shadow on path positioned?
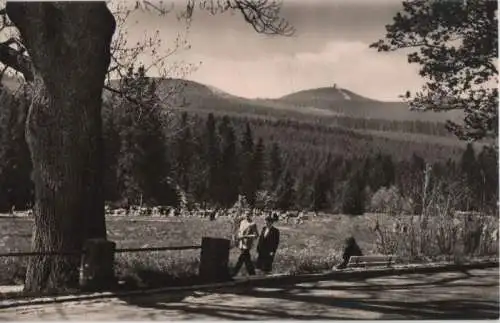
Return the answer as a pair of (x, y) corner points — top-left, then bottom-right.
(289, 271), (497, 292)
(119, 289), (339, 320)
(225, 287), (499, 319)
(117, 270), (499, 320)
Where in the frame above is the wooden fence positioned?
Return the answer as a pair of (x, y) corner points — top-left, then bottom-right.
(0, 245), (203, 258)
(0, 237), (230, 291)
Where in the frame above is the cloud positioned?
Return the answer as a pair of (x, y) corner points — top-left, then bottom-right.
(183, 40), (424, 101)
(120, 0), (418, 100)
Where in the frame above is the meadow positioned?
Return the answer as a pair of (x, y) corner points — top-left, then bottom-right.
(0, 212), (497, 288)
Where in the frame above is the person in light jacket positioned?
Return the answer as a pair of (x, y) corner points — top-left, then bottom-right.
(232, 210), (259, 276)
(256, 214), (280, 274)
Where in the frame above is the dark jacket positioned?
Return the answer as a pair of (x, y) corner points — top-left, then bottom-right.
(337, 237), (363, 269)
(257, 226), (280, 255)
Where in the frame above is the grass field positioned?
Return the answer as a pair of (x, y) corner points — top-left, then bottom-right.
(0, 213), (497, 288)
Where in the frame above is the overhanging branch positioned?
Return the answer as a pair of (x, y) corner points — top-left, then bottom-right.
(0, 39), (33, 82)
(103, 84), (145, 108)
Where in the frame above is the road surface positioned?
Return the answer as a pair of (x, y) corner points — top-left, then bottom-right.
(1, 268), (498, 320)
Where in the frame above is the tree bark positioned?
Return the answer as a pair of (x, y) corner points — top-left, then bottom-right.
(6, 2), (115, 292)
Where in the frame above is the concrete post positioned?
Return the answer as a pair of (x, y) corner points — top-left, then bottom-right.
(199, 237), (231, 282)
(79, 238), (116, 291)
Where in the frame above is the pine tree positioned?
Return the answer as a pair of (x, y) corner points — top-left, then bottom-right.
(0, 89), (33, 211)
(342, 170), (366, 215)
(268, 142), (283, 191)
(461, 143), (477, 175)
(294, 170), (313, 210)
(102, 99), (121, 203)
(460, 143), (481, 210)
(218, 116), (239, 207)
(252, 138), (265, 197)
(188, 126), (210, 204)
(477, 146), (498, 213)
(174, 112), (193, 192)
(276, 170), (295, 211)
(204, 113), (220, 205)
(137, 78), (175, 205)
(113, 66), (176, 206)
(404, 153), (426, 215)
(381, 154), (395, 187)
(312, 169), (329, 212)
(366, 153), (395, 191)
(240, 122), (256, 206)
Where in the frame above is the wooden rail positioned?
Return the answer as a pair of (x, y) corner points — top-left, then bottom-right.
(0, 251), (82, 257)
(0, 237), (228, 290)
(115, 245), (201, 253)
(0, 245), (202, 257)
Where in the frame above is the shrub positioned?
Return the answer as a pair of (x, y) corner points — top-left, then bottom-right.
(0, 257), (27, 285)
(370, 185), (410, 215)
(114, 250), (200, 288)
(273, 248), (340, 275)
(373, 180), (499, 261)
(254, 190), (276, 211)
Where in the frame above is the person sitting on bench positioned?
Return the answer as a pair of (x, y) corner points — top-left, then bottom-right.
(336, 236), (363, 269)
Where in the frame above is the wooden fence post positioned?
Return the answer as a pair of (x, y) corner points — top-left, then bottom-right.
(79, 238), (116, 291)
(199, 237), (231, 282)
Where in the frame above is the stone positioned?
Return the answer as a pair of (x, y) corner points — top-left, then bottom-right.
(199, 237), (231, 282)
(79, 238), (116, 291)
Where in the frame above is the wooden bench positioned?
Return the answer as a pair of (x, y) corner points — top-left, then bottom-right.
(346, 255), (396, 268)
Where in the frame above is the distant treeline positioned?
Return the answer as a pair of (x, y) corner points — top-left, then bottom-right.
(332, 116), (451, 137)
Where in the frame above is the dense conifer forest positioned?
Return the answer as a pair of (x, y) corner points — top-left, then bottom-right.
(0, 71), (497, 215)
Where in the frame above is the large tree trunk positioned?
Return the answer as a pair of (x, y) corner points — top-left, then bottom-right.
(6, 2), (115, 292)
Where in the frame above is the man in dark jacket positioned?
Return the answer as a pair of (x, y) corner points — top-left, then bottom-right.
(256, 214), (280, 274)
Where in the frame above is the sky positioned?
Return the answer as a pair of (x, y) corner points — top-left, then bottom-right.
(121, 0), (425, 101)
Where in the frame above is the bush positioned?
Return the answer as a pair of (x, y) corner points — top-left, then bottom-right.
(373, 180), (499, 261)
(370, 185), (406, 215)
(254, 190), (276, 211)
(114, 250), (200, 288)
(273, 248), (340, 275)
(0, 257), (27, 285)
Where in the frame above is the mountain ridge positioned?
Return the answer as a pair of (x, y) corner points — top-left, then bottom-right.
(2, 75), (463, 123)
(138, 77), (463, 123)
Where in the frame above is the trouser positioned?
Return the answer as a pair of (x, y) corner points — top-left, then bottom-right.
(256, 252), (275, 273)
(233, 249), (255, 276)
(337, 255), (350, 269)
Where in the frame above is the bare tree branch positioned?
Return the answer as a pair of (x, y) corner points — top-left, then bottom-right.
(140, 0), (294, 36)
(103, 84), (141, 104)
(135, 0), (175, 15)
(0, 38), (33, 81)
(232, 0), (294, 36)
(0, 1), (193, 112)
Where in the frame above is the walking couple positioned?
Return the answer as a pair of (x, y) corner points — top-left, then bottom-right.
(232, 211), (280, 277)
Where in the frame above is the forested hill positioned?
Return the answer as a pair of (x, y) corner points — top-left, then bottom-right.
(277, 86), (464, 122)
(2, 74), (463, 131)
(1, 74), (472, 163)
(106, 77), (464, 123)
(1, 75), (469, 154)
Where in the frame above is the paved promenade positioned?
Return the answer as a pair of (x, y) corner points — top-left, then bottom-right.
(1, 268), (498, 320)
